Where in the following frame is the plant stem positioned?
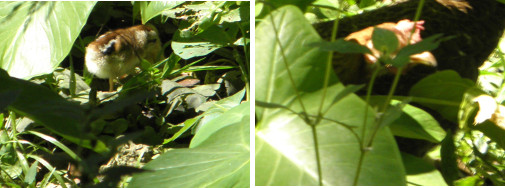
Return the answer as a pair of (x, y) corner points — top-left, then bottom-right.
(313, 3), (342, 185)
(355, 1), (426, 184)
(354, 64), (381, 185)
(317, 7), (340, 120)
(69, 55), (76, 98)
(267, 7), (308, 117)
(311, 124), (323, 186)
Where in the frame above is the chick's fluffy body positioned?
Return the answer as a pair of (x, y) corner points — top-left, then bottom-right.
(85, 25), (162, 79)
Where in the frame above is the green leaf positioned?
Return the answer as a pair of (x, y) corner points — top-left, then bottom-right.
(392, 34), (444, 67)
(454, 175), (484, 186)
(379, 101), (407, 128)
(440, 130), (459, 185)
(0, 2), (96, 79)
(0, 69), (96, 149)
(410, 70), (474, 122)
(163, 116), (200, 145)
(191, 100), (248, 148)
(262, 0), (316, 12)
(24, 161), (38, 185)
(255, 5), (405, 185)
(401, 152), (447, 186)
(129, 115), (249, 188)
(27, 131), (81, 162)
(140, 1), (185, 24)
(170, 2), (248, 60)
(191, 89), (246, 145)
(309, 40), (372, 54)
(384, 99), (446, 143)
(359, 0), (376, 8)
(372, 27), (398, 56)
(0, 89), (21, 111)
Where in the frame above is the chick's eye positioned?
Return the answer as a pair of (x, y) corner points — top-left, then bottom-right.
(102, 41), (115, 55)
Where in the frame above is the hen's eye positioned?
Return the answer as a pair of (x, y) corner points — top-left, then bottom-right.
(102, 41), (115, 55)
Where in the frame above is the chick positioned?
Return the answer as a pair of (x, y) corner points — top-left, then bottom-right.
(85, 25), (162, 91)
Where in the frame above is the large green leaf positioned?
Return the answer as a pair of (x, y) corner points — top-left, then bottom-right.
(410, 70), (474, 122)
(128, 107), (249, 188)
(255, 5), (405, 186)
(190, 92), (246, 147)
(386, 100), (446, 143)
(0, 1), (96, 79)
(0, 69), (98, 150)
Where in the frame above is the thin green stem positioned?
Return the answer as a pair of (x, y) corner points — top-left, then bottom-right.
(317, 4), (341, 120)
(355, 0), (426, 185)
(267, 7), (308, 118)
(354, 64), (381, 185)
(362, 65), (381, 147)
(313, 4), (342, 185)
(69, 55), (76, 98)
(311, 125), (323, 186)
(381, 66), (403, 112)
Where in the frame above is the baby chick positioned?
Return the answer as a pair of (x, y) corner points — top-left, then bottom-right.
(85, 25), (162, 91)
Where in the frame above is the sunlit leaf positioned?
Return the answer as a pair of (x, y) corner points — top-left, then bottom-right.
(140, 1), (185, 24)
(0, 2), (96, 79)
(129, 110), (249, 188)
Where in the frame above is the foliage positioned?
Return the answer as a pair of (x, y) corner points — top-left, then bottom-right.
(255, 5), (404, 186)
(0, 2), (96, 80)
(0, 1), (249, 187)
(255, 0), (505, 186)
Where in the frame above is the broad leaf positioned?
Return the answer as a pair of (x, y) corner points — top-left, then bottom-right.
(0, 69), (99, 150)
(440, 131), (459, 185)
(0, 2), (96, 79)
(410, 70), (474, 122)
(255, 6), (405, 186)
(387, 100), (446, 143)
(372, 27), (398, 56)
(129, 111), (249, 188)
(190, 100), (248, 148)
(402, 152), (447, 186)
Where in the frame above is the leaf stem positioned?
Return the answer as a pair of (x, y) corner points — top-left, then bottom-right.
(355, 0), (426, 185)
(314, 4), (342, 185)
(267, 7), (308, 119)
(354, 63), (381, 185)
